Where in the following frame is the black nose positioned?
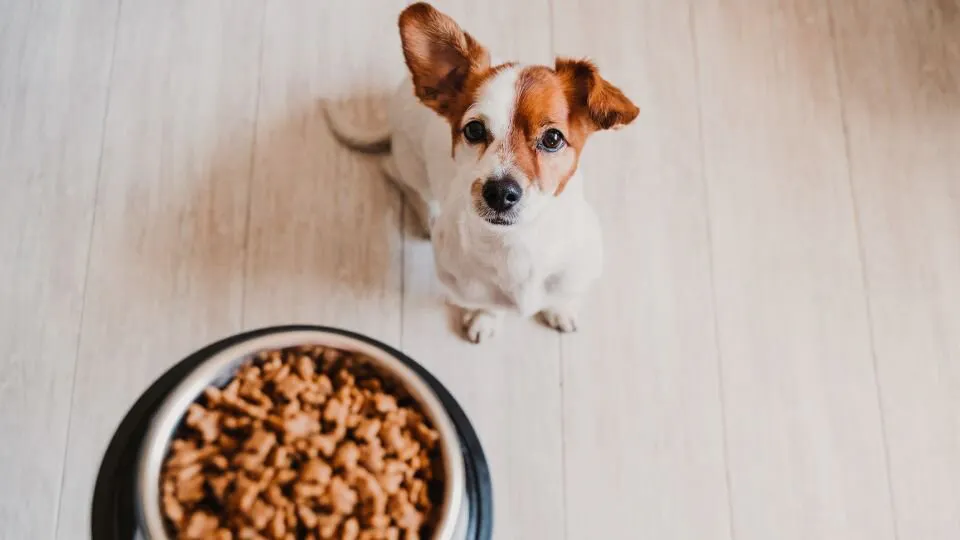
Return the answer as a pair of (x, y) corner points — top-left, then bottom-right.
(481, 177), (522, 212)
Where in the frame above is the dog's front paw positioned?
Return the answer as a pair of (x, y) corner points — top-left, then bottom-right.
(462, 309), (502, 344)
(539, 309), (579, 333)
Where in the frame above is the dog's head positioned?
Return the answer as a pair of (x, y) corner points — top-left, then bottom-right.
(398, 2), (639, 227)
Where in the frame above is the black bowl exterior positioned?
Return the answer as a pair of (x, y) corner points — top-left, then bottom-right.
(91, 325), (493, 540)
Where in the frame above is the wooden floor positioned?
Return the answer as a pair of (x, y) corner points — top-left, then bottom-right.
(2, 0), (958, 538)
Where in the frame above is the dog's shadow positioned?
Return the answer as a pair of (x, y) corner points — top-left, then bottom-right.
(127, 91), (428, 335)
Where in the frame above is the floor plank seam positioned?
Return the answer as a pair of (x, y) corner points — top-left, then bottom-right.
(238, 1), (269, 331)
(51, 0), (126, 536)
(687, 3), (737, 539)
(557, 334), (570, 540)
(398, 201), (407, 347)
(823, 3), (901, 538)
(546, 2), (569, 538)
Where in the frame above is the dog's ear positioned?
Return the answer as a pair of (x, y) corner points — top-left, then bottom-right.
(398, 2), (490, 116)
(555, 58), (639, 131)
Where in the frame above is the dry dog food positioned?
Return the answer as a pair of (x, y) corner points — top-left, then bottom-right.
(159, 345), (444, 540)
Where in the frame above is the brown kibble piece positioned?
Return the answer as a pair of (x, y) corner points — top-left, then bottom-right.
(275, 375), (306, 401)
(210, 454), (230, 470)
(308, 433), (338, 458)
(166, 444), (218, 470)
(185, 403), (221, 442)
(296, 504), (318, 528)
(366, 514), (391, 531)
(323, 398), (348, 425)
(354, 418), (381, 443)
(316, 513), (341, 539)
(275, 467), (298, 486)
(282, 411), (320, 440)
(380, 422), (405, 453)
(183, 511), (220, 539)
(293, 481), (325, 501)
(360, 440), (386, 473)
(396, 440), (420, 463)
(237, 527), (266, 540)
(374, 393), (397, 413)
(378, 461), (406, 495)
(218, 433), (240, 452)
(322, 348), (341, 363)
(413, 423), (439, 448)
(341, 517), (360, 540)
(356, 469), (388, 515)
(223, 415), (252, 431)
(301, 459), (333, 485)
(175, 462), (203, 483)
(325, 476), (359, 514)
(204, 386), (224, 405)
(231, 473), (263, 513)
(208, 475), (231, 502)
(162, 494), (184, 526)
(270, 445), (289, 468)
(388, 492), (423, 530)
(267, 363), (290, 383)
(249, 498), (275, 530)
(408, 478), (430, 510)
(269, 509), (286, 538)
(334, 441), (361, 472)
(176, 472), (205, 503)
(295, 355), (315, 379)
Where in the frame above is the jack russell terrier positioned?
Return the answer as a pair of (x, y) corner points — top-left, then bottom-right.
(324, 2), (639, 343)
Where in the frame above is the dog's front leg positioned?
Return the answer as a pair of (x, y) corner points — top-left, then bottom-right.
(538, 296), (582, 333)
(537, 268), (596, 333)
(461, 307), (504, 344)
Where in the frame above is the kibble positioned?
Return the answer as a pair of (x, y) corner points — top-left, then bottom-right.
(160, 345), (443, 539)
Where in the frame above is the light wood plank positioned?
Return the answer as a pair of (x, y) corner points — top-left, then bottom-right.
(0, 0), (118, 537)
(829, 1), (960, 538)
(550, 1), (732, 538)
(692, 0), (896, 538)
(242, 0), (406, 340)
(55, 2), (263, 537)
(398, 1), (565, 538)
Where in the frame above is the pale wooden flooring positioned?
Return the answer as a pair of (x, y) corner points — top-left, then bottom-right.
(1, 0), (958, 539)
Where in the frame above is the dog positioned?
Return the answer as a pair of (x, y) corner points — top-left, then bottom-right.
(324, 2), (639, 343)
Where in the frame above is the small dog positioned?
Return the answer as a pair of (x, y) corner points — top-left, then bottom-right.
(324, 2), (639, 343)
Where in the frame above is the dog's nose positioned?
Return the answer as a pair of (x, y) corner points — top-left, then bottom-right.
(482, 177), (522, 212)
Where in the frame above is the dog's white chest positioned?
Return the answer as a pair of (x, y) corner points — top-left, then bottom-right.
(433, 220), (549, 315)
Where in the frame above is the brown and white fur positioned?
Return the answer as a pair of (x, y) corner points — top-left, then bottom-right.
(324, 2), (639, 343)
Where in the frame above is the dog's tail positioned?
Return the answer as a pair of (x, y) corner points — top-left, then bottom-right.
(321, 101), (391, 154)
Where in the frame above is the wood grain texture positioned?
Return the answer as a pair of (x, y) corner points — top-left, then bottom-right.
(551, 1), (732, 539)
(242, 0), (405, 341)
(398, 2), (566, 539)
(0, 0), (118, 537)
(693, 1), (895, 539)
(829, 0), (960, 537)
(54, 1), (263, 537)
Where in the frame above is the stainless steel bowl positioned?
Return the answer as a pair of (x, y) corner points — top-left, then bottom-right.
(135, 329), (467, 539)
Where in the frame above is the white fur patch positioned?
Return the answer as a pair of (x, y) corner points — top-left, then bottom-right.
(464, 65), (520, 139)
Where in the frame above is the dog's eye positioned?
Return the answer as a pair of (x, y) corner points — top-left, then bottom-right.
(462, 121), (487, 143)
(539, 128), (566, 152)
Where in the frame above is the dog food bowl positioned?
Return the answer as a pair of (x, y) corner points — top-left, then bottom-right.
(91, 325), (492, 540)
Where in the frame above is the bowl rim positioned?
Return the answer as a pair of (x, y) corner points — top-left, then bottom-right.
(135, 328), (466, 540)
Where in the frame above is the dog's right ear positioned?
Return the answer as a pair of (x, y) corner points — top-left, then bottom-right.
(398, 2), (490, 116)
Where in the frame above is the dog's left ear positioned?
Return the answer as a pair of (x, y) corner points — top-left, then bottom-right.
(399, 3), (490, 116)
(555, 58), (639, 131)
